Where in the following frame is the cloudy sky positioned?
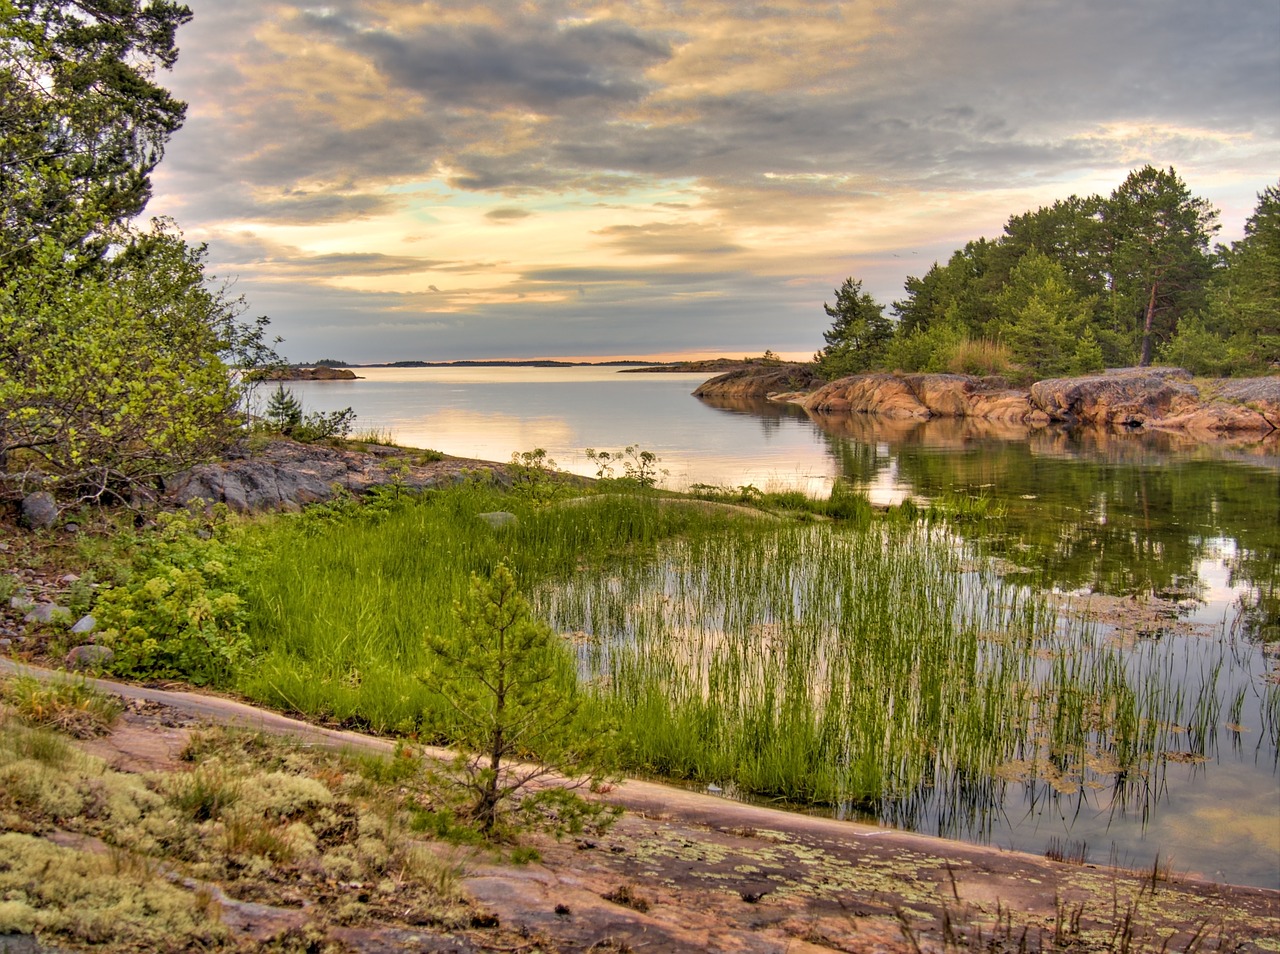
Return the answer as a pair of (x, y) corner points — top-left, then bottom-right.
(146, 0), (1280, 363)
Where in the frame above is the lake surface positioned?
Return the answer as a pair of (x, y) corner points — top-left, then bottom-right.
(282, 366), (1279, 887)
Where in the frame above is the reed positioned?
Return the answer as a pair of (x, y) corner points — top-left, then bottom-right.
(236, 483), (1273, 832)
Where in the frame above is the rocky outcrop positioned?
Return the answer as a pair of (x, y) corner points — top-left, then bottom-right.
(778, 368), (1278, 438)
(1029, 368), (1199, 427)
(692, 364), (824, 400)
(795, 373), (1052, 425)
(165, 440), (489, 513)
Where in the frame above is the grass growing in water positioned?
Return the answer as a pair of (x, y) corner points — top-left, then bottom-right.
(234, 483), (1271, 836)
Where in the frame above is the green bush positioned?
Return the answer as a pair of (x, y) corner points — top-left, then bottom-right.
(94, 511), (253, 685)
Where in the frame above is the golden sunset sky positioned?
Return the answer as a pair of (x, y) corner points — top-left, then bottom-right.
(147, 1), (1280, 363)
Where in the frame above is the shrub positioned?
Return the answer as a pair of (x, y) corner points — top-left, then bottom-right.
(94, 511), (252, 685)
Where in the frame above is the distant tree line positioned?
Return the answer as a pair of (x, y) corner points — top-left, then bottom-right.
(816, 167), (1280, 381)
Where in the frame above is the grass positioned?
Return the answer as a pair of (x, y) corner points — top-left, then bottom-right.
(227, 482), (1275, 840)
(1, 674), (122, 738)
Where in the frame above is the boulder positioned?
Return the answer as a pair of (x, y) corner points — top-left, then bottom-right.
(907, 373), (978, 417)
(24, 602), (70, 624)
(166, 438), (476, 513)
(19, 492), (57, 530)
(1213, 377), (1280, 429)
(66, 644), (115, 670)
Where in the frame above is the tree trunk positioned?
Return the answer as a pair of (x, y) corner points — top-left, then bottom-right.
(1139, 280), (1158, 367)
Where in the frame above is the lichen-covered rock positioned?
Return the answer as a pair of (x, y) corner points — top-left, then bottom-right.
(1213, 377), (1280, 428)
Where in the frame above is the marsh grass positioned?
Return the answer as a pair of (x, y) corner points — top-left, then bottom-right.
(234, 484), (1272, 843)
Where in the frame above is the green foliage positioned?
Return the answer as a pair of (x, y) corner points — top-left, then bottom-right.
(991, 251), (1099, 377)
(584, 445), (667, 488)
(94, 510), (251, 685)
(1158, 316), (1235, 377)
(256, 386), (355, 443)
(421, 562), (615, 836)
(264, 385), (303, 434)
(0, 0), (192, 258)
(1190, 180), (1280, 373)
(881, 166), (1253, 374)
(815, 277), (894, 378)
(506, 448), (573, 504)
(0, 225), (241, 502)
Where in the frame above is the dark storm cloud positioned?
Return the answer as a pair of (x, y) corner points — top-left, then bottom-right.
(165, 0), (1276, 204)
(309, 14), (673, 114)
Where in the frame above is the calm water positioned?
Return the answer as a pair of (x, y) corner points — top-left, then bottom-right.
(284, 367), (1279, 886)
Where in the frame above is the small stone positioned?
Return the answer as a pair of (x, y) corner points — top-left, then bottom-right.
(71, 614), (97, 634)
(19, 491), (58, 530)
(66, 644), (114, 670)
(0, 638), (11, 649)
(60, 573), (80, 584)
(9, 594), (35, 612)
(478, 510), (517, 529)
(63, 522), (80, 534)
(25, 603), (71, 624)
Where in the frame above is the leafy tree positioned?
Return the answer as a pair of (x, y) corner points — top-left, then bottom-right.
(422, 562), (615, 836)
(815, 277), (893, 378)
(0, 4), (280, 503)
(1, 0), (192, 261)
(0, 223), (240, 502)
(1103, 166), (1218, 366)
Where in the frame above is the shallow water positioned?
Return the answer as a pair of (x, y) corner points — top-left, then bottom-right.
(284, 367), (1279, 886)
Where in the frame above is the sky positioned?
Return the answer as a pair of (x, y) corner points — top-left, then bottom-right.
(146, 0), (1280, 364)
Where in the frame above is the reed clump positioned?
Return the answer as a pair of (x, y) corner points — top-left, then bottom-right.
(230, 482), (1273, 838)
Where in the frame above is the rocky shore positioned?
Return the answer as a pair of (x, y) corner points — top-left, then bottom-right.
(162, 440), (497, 513)
(695, 367), (1280, 437)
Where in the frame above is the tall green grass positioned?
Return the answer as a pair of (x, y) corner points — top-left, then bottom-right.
(237, 483), (1268, 827)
